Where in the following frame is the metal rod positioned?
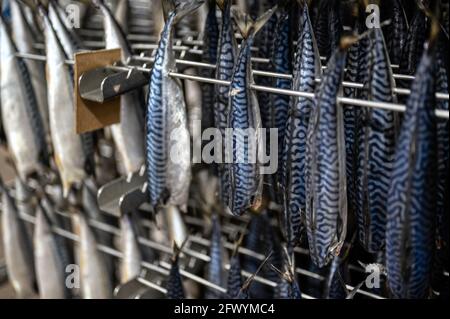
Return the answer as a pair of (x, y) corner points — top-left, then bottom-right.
(14, 52), (449, 119)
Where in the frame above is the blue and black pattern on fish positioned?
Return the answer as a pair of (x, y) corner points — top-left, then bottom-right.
(214, 0), (236, 207)
(305, 44), (348, 268)
(271, 3), (294, 200)
(205, 215), (225, 298)
(383, 0), (409, 66)
(201, 0), (219, 132)
(281, 2), (321, 254)
(227, 7), (277, 216)
(386, 47), (437, 299)
(354, 28), (398, 253)
(146, 12), (175, 208)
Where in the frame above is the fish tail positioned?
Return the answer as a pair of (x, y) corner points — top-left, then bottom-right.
(162, 0), (205, 23)
(232, 5), (278, 39)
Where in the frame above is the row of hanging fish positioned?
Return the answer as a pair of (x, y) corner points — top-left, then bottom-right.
(0, 0), (449, 299)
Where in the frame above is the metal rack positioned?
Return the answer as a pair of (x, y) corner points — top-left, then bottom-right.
(2, 0), (449, 300)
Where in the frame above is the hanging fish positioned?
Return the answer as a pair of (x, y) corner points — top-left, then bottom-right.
(399, 6), (427, 76)
(48, 0), (84, 59)
(386, 42), (438, 299)
(305, 39), (350, 268)
(10, 0), (50, 140)
(255, 0), (277, 131)
(166, 204), (188, 248)
(312, 0), (342, 62)
(0, 13), (49, 180)
(281, 1), (322, 254)
(205, 215), (225, 298)
(146, 0), (201, 211)
(342, 4), (370, 218)
(1, 187), (36, 298)
(34, 205), (72, 299)
(47, 0), (95, 177)
(74, 210), (113, 299)
(354, 27), (398, 253)
(94, 0), (145, 175)
(166, 242), (186, 299)
(214, 0), (237, 206)
(120, 211), (143, 284)
(432, 49), (449, 295)
(384, 0), (409, 66)
(201, 0), (219, 132)
(39, 6), (86, 196)
(270, 1), (294, 204)
(227, 7), (277, 216)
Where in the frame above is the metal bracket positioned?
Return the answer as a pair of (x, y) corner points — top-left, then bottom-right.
(79, 66), (149, 103)
(97, 167), (147, 217)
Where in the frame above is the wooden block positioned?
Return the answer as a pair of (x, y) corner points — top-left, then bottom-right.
(74, 49), (121, 134)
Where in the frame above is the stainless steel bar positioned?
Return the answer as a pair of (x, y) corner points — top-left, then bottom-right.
(13, 52), (449, 119)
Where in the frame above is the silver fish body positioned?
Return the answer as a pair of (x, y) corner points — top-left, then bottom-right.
(120, 212), (143, 284)
(75, 212), (113, 299)
(146, 6), (195, 211)
(0, 15), (48, 179)
(10, 0), (50, 138)
(34, 206), (71, 299)
(42, 10), (86, 196)
(1, 190), (36, 298)
(97, 1), (145, 175)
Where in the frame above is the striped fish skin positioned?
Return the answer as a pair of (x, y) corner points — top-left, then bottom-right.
(272, 6), (293, 186)
(384, 0), (409, 66)
(120, 212), (143, 284)
(281, 3), (321, 253)
(399, 9), (426, 76)
(201, 0), (219, 132)
(343, 17), (370, 217)
(34, 206), (72, 299)
(97, 1), (145, 175)
(206, 215), (225, 298)
(146, 5), (194, 211)
(435, 53), (449, 248)
(227, 254), (243, 298)
(305, 47), (348, 268)
(41, 9), (86, 196)
(10, 0), (50, 138)
(75, 211), (113, 299)
(166, 257), (185, 299)
(355, 29), (398, 253)
(1, 189), (36, 298)
(227, 35), (263, 216)
(214, 0), (236, 206)
(386, 48), (437, 299)
(312, 0), (342, 62)
(0, 14), (48, 180)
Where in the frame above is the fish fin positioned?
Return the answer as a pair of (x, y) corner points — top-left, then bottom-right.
(232, 5), (278, 39)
